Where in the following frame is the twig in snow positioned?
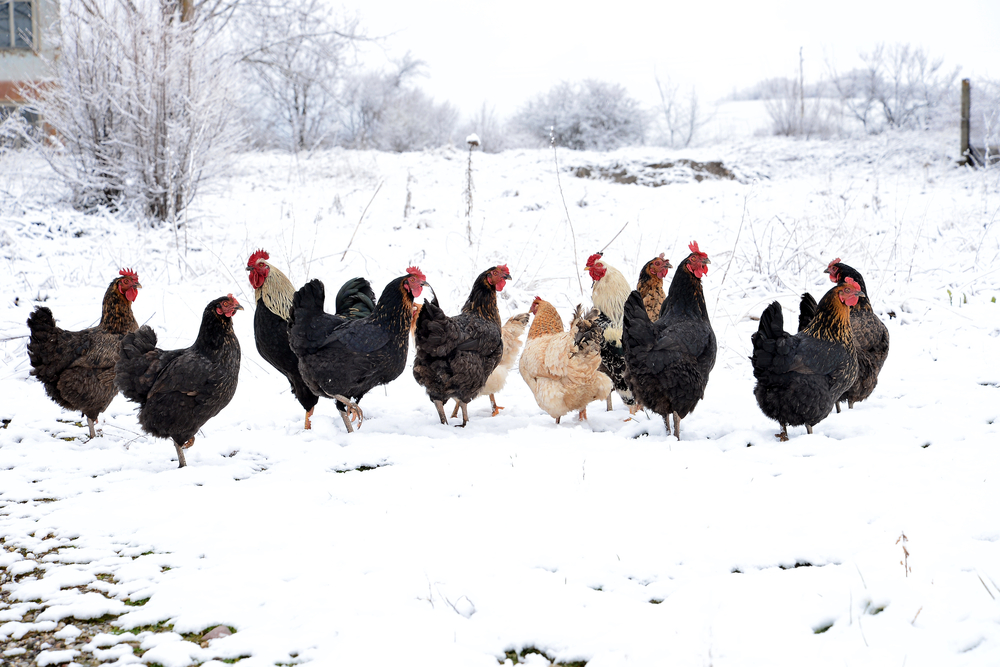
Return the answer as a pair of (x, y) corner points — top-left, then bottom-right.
(715, 182), (755, 317)
(551, 129), (584, 296)
(342, 181), (383, 262)
(599, 221), (630, 255)
(976, 572), (996, 600)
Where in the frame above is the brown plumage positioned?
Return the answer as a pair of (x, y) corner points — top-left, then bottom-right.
(413, 265), (510, 426)
(451, 312), (530, 418)
(115, 294), (243, 467)
(751, 279), (863, 441)
(637, 253), (672, 321)
(26, 269), (142, 439)
(519, 298), (612, 423)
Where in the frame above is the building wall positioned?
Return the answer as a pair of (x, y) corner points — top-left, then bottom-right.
(1, 0), (60, 104)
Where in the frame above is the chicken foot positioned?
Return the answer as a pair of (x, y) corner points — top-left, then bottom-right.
(456, 401), (469, 427)
(606, 392), (613, 411)
(333, 395), (363, 433)
(775, 423), (789, 442)
(86, 416), (97, 440)
(304, 407), (314, 430)
(174, 436), (195, 468)
(489, 394), (503, 417)
(672, 412), (681, 441)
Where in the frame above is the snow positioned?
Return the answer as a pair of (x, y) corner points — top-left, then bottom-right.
(2, 124), (1000, 666)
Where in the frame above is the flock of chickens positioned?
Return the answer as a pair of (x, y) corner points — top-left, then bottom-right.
(22, 246), (889, 467)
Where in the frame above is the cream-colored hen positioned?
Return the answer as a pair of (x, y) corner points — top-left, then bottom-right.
(519, 298), (612, 423)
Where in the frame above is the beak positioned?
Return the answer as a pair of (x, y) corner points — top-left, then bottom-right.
(503, 272), (512, 280)
(136, 282), (143, 289)
(702, 258), (711, 265)
(245, 265), (252, 272)
(234, 303), (245, 311)
(666, 261), (674, 270)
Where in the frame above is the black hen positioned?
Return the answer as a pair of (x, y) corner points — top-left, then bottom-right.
(247, 249), (375, 429)
(115, 294), (243, 467)
(26, 269), (142, 439)
(287, 268), (425, 433)
(412, 265), (510, 426)
(622, 242), (716, 439)
(751, 279), (863, 441)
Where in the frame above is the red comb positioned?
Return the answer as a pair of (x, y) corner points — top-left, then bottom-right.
(406, 266), (426, 282)
(248, 249), (269, 266)
(119, 268), (138, 280)
(688, 241), (706, 257)
(826, 257), (841, 271)
(657, 252), (665, 260)
(844, 276), (860, 290)
(497, 263), (510, 275)
(585, 252), (603, 267)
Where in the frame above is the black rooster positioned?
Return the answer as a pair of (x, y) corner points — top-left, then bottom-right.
(287, 268), (425, 433)
(412, 265), (510, 426)
(115, 294), (243, 467)
(622, 242), (716, 439)
(247, 249), (375, 429)
(751, 279), (864, 441)
(26, 269), (142, 439)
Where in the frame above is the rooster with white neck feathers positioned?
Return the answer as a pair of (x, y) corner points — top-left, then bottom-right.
(585, 252), (636, 413)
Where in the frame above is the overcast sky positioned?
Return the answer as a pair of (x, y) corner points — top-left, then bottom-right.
(351, 0), (1000, 120)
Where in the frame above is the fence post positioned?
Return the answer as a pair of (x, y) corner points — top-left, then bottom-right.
(960, 78), (971, 166)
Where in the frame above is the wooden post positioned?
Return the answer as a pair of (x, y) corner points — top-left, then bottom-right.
(960, 78), (971, 166)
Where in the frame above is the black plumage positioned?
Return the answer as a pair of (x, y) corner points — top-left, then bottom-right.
(412, 265), (509, 426)
(248, 250), (376, 429)
(751, 281), (861, 440)
(287, 270), (423, 433)
(115, 295), (243, 467)
(622, 246), (716, 439)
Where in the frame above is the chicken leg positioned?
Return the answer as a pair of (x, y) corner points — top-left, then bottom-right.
(304, 407), (314, 430)
(489, 394), (503, 417)
(672, 411), (681, 441)
(456, 401), (469, 427)
(86, 416), (97, 440)
(434, 400), (449, 425)
(775, 423), (789, 442)
(174, 436), (195, 468)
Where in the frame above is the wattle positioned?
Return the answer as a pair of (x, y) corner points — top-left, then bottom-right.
(125, 287), (138, 302)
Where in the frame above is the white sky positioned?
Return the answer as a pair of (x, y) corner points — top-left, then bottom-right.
(351, 0), (1000, 120)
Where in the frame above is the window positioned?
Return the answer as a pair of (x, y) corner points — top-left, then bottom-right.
(1, 1), (33, 49)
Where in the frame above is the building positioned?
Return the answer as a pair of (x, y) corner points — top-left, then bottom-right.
(1, 0), (59, 124)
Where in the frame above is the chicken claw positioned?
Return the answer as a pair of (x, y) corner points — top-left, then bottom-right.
(489, 394), (504, 417)
(333, 394), (363, 433)
(304, 407), (314, 430)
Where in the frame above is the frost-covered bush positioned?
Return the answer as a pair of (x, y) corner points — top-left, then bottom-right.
(831, 43), (959, 133)
(335, 55), (456, 152)
(510, 80), (647, 151)
(236, 0), (360, 151)
(23, 0), (243, 225)
(762, 78), (840, 139)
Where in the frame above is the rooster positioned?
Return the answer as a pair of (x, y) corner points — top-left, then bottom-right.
(622, 242), (716, 439)
(585, 253), (635, 412)
(637, 253), (673, 321)
(246, 249), (375, 429)
(288, 268), (425, 433)
(412, 265), (510, 426)
(751, 278), (864, 441)
(115, 294), (243, 467)
(450, 312), (530, 418)
(26, 268), (142, 439)
(519, 298), (612, 423)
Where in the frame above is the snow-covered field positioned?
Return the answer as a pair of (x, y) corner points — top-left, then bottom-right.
(2, 129), (999, 667)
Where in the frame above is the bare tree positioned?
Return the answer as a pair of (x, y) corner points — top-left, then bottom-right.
(654, 72), (711, 147)
(23, 0), (243, 225)
(236, 0), (363, 151)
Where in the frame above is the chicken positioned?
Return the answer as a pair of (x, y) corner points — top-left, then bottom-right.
(751, 278), (864, 441)
(585, 253), (635, 412)
(26, 268), (142, 439)
(115, 294), (243, 467)
(412, 265), (510, 426)
(637, 253), (673, 320)
(247, 249), (375, 429)
(287, 268), (425, 433)
(622, 242), (716, 439)
(519, 298), (612, 423)
(824, 259), (889, 410)
(450, 312), (530, 418)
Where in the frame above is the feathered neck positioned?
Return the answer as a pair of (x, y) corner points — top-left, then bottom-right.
(528, 300), (564, 339)
(661, 256), (709, 320)
(256, 262), (295, 320)
(804, 285), (856, 347)
(195, 299), (237, 352)
(368, 276), (415, 334)
(100, 277), (139, 334)
(590, 262), (630, 326)
(462, 270), (501, 327)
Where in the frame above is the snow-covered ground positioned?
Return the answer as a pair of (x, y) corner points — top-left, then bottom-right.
(2, 129), (999, 667)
